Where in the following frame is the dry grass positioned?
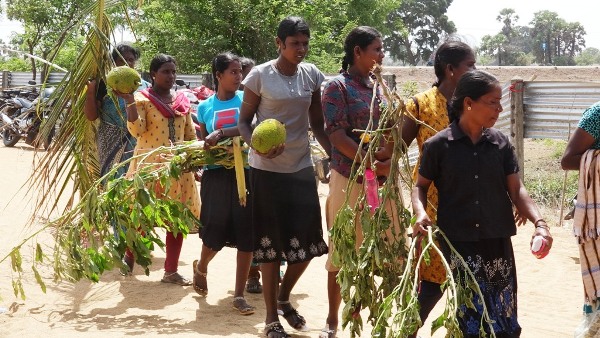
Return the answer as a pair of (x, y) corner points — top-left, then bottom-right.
(523, 138), (578, 227)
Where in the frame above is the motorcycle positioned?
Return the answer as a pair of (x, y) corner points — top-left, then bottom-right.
(0, 83), (56, 150)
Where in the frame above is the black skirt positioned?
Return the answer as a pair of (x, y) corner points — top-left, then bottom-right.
(444, 237), (521, 338)
(249, 167), (328, 264)
(199, 167), (253, 252)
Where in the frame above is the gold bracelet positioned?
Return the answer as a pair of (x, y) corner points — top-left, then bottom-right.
(126, 102), (136, 108)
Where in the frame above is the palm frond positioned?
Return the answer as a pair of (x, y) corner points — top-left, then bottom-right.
(26, 0), (130, 222)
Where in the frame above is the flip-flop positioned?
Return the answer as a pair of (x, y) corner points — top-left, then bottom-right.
(232, 296), (255, 315)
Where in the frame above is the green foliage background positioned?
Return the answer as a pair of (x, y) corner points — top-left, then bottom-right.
(130, 0), (399, 74)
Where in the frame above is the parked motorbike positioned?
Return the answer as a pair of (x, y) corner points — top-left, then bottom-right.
(0, 83), (56, 150)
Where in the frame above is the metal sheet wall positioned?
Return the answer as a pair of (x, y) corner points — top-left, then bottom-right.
(523, 81), (600, 140)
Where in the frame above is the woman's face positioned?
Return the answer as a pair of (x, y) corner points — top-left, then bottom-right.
(467, 84), (503, 129)
(115, 51), (137, 68)
(151, 61), (176, 90)
(452, 52), (476, 82)
(357, 37), (385, 70)
(279, 33), (309, 65)
(217, 60), (243, 93)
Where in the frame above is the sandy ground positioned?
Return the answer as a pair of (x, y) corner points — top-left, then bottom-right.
(0, 142), (585, 338)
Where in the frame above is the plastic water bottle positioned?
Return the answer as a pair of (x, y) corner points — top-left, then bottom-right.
(531, 235), (549, 259)
(364, 168), (379, 215)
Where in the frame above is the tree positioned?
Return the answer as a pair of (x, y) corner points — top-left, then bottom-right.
(0, 55), (30, 71)
(5, 0), (93, 80)
(576, 47), (600, 65)
(384, 0), (455, 65)
(529, 10), (585, 65)
(480, 8), (533, 66)
(561, 22), (586, 61)
(497, 8), (519, 38)
(479, 33), (507, 65)
(132, 0), (397, 74)
(477, 9), (586, 66)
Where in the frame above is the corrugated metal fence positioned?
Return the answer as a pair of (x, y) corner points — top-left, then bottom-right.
(0, 71), (215, 90)
(406, 79), (600, 168)
(522, 81), (600, 140)
(494, 80), (600, 141)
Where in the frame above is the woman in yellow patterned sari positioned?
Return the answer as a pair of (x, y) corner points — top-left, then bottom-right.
(401, 41), (476, 338)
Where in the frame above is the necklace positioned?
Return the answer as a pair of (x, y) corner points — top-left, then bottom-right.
(275, 61), (297, 76)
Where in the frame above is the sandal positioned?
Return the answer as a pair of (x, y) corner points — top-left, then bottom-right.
(277, 300), (307, 330)
(319, 324), (338, 338)
(192, 259), (208, 295)
(263, 321), (290, 338)
(161, 271), (192, 286)
(232, 296), (255, 315)
(246, 277), (263, 294)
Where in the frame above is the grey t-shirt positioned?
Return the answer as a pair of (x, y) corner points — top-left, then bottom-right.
(243, 60), (325, 173)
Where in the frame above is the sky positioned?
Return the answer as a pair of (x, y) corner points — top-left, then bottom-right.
(446, 0), (600, 49)
(1, 1), (599, 50)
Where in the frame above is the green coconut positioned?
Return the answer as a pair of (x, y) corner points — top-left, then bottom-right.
(251, 119), (286, 153)
(106, 66), (141, 94)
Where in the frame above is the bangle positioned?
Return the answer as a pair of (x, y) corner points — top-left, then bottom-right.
(126, 102), (136, 108)
(216, 129), (224, 138)
(534, 219), (549, 229)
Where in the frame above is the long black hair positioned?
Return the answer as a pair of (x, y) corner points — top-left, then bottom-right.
(211, 52), (240, 91)
(432, 40), (473, 87)
(341, 26), (381, 71)
(448, 70), (499, 122)
(277, 16), (310, 43)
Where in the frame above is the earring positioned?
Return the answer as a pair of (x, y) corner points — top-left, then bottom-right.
(467, 106), (471, 111)
(451, 72), (454, 77)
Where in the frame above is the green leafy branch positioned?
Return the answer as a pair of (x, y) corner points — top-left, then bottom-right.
(331, 65), (495, 337)
(1, 138), (244, 300)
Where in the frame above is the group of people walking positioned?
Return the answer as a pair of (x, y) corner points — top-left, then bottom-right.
(85, 14), (560, 338)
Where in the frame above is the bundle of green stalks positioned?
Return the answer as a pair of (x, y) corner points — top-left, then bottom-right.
(331, 65), (496, 338)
